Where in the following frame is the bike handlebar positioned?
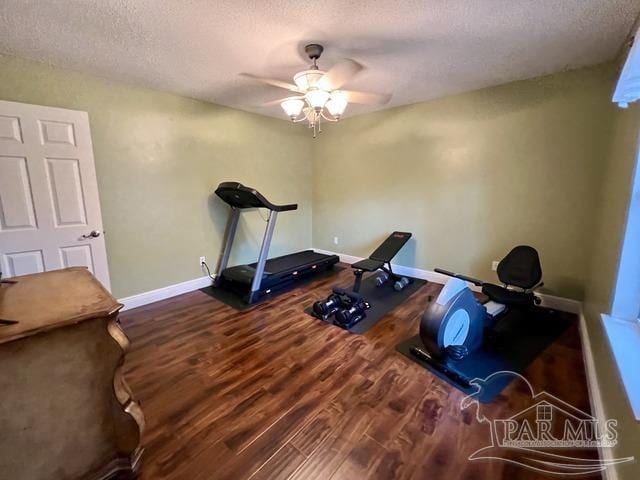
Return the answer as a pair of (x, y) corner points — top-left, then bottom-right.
(434, 268), (484, 287)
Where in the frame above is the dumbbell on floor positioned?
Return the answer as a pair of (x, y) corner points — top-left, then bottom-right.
(312, 293), (343, 320)
(394, 276), (410, 291)
(375, 272), (389, 287)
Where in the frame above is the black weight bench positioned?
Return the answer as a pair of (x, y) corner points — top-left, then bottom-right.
(351, 231), (412, 292)
(308, 230), (426, 334)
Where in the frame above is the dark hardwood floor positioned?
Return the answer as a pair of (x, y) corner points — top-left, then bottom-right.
(120, 265), (596, 480)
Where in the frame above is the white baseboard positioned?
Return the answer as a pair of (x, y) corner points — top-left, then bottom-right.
(118, 249), (581, 315)
(313, 248), (581, 314)
(579, 312), (618, 480)
(118, 275), (212, 311)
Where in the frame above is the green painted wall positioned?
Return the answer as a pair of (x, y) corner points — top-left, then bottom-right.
(1, 46), (639, 480)
(583, 104), (640, 479)
(0, 54), (313, 298)
(0, 55), (621, 304)
(312, 64), (618, 300)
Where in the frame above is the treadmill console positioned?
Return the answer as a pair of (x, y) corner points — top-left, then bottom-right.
(215, 182), (297, 212)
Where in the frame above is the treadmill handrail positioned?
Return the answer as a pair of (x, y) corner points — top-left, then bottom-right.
(215, 182), (298, 212)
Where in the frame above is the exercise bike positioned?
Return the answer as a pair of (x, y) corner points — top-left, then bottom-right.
(412, 246), (544, 374)
(312, 231), (413, 329)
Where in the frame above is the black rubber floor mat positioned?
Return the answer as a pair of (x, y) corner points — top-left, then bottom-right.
(396, 307), (574, 402)
(305, 274), (428, 334)
(200, 265), (345, 311)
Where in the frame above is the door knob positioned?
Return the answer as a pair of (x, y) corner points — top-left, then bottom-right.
(81, 230), (101, 239)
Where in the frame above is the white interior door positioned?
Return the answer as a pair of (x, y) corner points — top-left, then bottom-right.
(0, 100), (111, 290)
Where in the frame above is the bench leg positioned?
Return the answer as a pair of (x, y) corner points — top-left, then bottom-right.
(353, 269), (364, 293)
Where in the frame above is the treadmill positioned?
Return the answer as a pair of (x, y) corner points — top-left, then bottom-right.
(213, 182), (339, 304)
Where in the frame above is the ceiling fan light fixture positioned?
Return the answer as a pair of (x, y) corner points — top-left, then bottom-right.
(306, 109), (318, 125)
(305, 89), (330, 111)
(248, 44), (389, 137)
(293, 70), (325, 90)
(326, 91), (348, 118)
(280, 97), (305, 119)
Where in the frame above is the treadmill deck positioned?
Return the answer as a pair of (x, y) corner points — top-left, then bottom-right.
(222, 250), (339, 286)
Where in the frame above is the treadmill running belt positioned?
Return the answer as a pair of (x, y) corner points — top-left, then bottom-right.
(201, 265), (345, 310)
(250, 250), (332, 274)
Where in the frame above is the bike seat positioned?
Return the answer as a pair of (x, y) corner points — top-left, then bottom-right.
(482, 283), (534, 307)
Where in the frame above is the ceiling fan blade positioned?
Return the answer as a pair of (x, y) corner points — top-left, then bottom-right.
(240, 73), (303, 93)
(317, 59), (364, 91)
(342, 90), (391, 105)
(260, 96), (304, 107)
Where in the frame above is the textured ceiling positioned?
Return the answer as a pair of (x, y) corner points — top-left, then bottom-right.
(0, 1), (638, 119)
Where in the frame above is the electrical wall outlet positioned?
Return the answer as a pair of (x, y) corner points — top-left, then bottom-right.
(491, 260), (499, 271)
(333, 236), (339, 245)
(199, 256), (206, 266)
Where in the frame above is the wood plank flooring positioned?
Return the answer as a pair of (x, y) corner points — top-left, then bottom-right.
(120, 265), (596, 480)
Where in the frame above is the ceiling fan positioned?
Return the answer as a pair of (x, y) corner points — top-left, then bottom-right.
(242, 44), (391, 137)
